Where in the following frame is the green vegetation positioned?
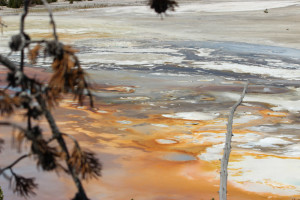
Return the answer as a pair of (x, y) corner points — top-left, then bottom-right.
(2, 0), (57, 8)
(0, 0), (7, 6)
(0, 186), (3, 200)
(8, 0), (22, 8)
(31, 0), (57, 5)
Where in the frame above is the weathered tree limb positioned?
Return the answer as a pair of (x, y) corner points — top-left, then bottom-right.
(20, 0), (30, 71)
(1, 38), (89, 198)
(0, 154), (29, 175)
(219, 80), (249, 200)
(73, 56), (94, 107)
(0, 121), (26, 132)
(0, 22), (7, 28)
(0, 54), (90, 199)
(36, 95), (89, 199)
(0, 21), (7, 35)
(20, 0), (29, 35)
(41, 0), (58, 41)
(0, 16), (7, 36)
(0, 0), (103, 198)
(0, 54), (17, 71)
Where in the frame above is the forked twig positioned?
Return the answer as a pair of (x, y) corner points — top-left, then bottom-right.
(0, 154), (30, 175)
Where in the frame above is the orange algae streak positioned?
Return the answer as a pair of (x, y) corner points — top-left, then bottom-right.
(259, 109), (288, 117)
(54, 100), (292, 200)
(0, 76), (296, 200)
(29, 32), (111, 41)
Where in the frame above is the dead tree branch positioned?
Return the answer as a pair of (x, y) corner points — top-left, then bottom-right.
(0, 55), (90, 199)
(0, 0), (99, 198)
(36, 95), (89, 199)
(41, 0), (58, 41)
(0, 21), (7, 35)
(0, 54), (17, 71)
(0, 153), (36, 198)
(0, 20), (7, 35)
(219, 80), (249, 200)
(0, 22), (7, 28)
(20, 0), (30, 71)
(0, 154), (30, 175)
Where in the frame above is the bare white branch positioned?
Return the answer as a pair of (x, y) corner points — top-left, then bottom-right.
(219, 80), (249, 200)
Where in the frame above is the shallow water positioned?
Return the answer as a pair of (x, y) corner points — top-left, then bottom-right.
(161, 152), (196, 161)
(1, 1), (300, 199)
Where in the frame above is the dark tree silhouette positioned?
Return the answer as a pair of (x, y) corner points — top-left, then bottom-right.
(149, 0), (178, 14)
(0, 0), (179, 199)
(0, 0), (101, 199)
